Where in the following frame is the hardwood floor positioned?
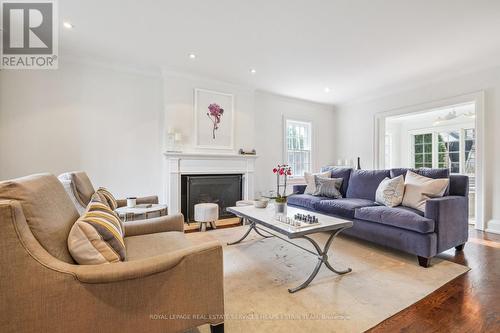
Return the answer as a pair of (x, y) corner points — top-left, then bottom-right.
(368, 227), (500, 333)
(183, 222), (499, 331)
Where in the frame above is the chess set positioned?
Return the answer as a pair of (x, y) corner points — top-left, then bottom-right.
(275, 213), (320, 229)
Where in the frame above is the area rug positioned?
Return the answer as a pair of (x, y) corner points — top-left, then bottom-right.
(186, 226), (469, 333)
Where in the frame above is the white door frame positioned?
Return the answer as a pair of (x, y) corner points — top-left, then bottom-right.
(373, 91), (485, 230)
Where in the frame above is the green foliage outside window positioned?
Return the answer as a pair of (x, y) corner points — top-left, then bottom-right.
(414, 134), (432, 168)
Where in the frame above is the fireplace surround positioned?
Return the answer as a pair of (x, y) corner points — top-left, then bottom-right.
(164, 152), (257, 215)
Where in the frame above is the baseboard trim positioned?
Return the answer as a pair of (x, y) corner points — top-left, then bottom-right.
(485, 219), (500, 235)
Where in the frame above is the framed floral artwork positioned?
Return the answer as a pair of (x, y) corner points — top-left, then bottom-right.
(194, 88), (234, 150)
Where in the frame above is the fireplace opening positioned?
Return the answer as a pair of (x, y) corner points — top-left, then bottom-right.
(181, 174), (243, 223)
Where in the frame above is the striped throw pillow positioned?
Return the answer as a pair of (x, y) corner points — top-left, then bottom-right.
(96, 187), (118, 210)
(68, 195), (126, 264)
(313, 176), (343, 198)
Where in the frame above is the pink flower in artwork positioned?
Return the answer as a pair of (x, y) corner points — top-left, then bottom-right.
(207, 103), (224, 139)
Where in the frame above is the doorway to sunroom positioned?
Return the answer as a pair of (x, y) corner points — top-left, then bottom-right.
(384, 103), (477, 224)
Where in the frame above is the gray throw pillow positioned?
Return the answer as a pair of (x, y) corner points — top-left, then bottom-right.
(313, 176), (343, 198)
(304, 170), (331, 194)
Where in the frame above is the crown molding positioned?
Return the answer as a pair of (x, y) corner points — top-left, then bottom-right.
(254, 89), (335, 109)
(337, 62), (500, 108)
(161, 67), (256, 93)
(60, 54), (162, 78)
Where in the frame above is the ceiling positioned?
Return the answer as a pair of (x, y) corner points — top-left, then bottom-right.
(60, 0), (500, 104)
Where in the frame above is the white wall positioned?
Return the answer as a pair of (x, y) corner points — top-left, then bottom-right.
(0, 62), (336, 205)
(254, 91), (336, 196)
(161, 71), (336, 197)
(162, 71), (255, 153)
(0, 61), (164, 199)
(335, 65), (500, 232)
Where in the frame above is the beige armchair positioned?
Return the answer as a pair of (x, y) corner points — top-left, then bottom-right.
(58, 171), (162, 216)
(0, 174), (224, 333)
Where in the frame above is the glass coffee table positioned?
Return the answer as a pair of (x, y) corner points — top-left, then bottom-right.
(227, 204), (353, 293)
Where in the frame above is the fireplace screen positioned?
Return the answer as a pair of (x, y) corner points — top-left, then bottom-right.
(181, 174), (243, 222)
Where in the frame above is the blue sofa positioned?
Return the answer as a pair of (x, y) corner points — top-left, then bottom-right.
(289, 167), (469, 267)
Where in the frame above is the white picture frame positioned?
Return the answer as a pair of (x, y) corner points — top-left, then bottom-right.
(194, 88), (235, 150)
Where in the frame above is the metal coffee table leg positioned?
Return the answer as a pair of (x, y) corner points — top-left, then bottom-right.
(227, 215), (351, 293)
(227, 220), (272, 245)
(253, 225), (273, 239)
(288, 228), (351, 293)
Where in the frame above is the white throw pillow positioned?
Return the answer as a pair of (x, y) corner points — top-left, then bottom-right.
(402, 170), (449, 212)
(375, 175), (405, 207)
(304, 170), (331, 195)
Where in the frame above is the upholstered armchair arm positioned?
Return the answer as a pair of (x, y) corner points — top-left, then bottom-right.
(425, 195), (469, 252)
(124, 213), (184, 236)
(116, 195), (159, 208)
(72, 241), (222, 283)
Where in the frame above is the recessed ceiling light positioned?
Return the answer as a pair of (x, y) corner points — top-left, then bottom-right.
(324, 87), (331, 93)
(188, 53), (196, 60)
(250, 68), (256, 74)
(63, 22), (73, 29)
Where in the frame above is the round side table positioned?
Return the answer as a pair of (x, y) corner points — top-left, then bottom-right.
(115, 204), (168, 222)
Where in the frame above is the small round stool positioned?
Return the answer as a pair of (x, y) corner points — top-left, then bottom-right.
(236, 200), (255, 225)
(194, 203), (219, 232)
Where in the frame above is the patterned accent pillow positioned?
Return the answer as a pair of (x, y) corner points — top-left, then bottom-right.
(304, 170), (331, 194)
(91, 192), (124, 233)
(96, 187), (118, 210)
(68, 195), (126, 264)
(313, 176), (343, 198)
(375, 175), (405, 207)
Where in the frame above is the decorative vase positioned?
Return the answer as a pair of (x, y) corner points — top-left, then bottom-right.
(275, 201), (287, 216)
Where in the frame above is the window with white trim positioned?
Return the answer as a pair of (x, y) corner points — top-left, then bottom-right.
(413, 133), (433, 168)
(285, 119), (312, 177)
(410, 128), (475, 175)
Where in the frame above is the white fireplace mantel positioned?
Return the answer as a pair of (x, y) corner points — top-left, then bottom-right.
(164, 151), (257, 214)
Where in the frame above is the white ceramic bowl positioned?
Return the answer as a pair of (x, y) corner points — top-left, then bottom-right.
(253, 199), (269, 208)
